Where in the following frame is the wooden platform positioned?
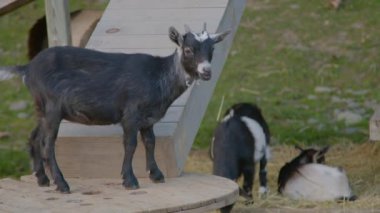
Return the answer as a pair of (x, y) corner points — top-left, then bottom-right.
(56, 0), (246, 179)
(0, 173), (238, 213)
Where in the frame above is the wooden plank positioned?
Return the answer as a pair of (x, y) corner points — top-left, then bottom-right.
(87, 35), (175, 49)
(44, 0), (72, 46)
(91, 47), (175, 56)
(173, 0), (247, 172)
(58, 121), (177, 137)
(100, 8), (225, 22)
(55, 136), (177, 178)
(370, 107), (380, 141)
(107, 0), (228, 9)
(1, 174), (238, 213)
(91, 20), (219, 36)
(0, 0), (33, 16)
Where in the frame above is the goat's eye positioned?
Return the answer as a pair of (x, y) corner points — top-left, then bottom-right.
(184, 47), (193, 56)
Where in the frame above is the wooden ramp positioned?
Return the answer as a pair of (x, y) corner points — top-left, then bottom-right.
(56, 0), (246, 178)
(0, 174), (239, 212)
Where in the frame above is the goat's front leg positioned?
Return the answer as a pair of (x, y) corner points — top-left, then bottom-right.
(41, 113), (70, 193)
(140, 126), (164, 183)
(28, 123), (50, 187)
(121, 124), (139, 189)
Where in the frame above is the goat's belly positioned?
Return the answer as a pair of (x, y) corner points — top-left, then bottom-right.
(283, 164), (353, 201)
(63, 107), (121, 125)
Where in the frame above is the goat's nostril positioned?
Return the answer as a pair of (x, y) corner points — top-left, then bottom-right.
(203, 67), (211, 74)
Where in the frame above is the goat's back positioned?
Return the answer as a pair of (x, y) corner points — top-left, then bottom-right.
(282, 163), (353, 201)
(26, 46), (166, 81)
(22, 46), (177, 126)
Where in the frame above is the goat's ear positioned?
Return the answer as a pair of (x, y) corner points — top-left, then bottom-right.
(169, 26), (183, 47)
(319, 146), (330, 156)
(314, 146), (329, 162)
(294, 145), (304, 152)
(210, 30), (231, 44)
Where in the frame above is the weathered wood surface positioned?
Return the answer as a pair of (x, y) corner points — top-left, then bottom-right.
(56, 136), (179, 178)
(0, 0), (33, 16)
(0, 173), (239, 213)
(71, 10), (103, 47)
(44, 0), (72, 46)
(370, 107), (380, 141)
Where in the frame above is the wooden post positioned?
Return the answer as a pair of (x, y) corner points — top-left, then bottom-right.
(44, 0), (72, 47)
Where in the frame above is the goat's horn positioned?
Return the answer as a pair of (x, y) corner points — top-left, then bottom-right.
(184, 24), (191, 33)
(203, 22), (207, 32)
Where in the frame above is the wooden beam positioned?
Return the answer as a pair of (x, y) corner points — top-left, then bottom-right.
(44, 0), (72, 47)
(0, 0), (33, 16)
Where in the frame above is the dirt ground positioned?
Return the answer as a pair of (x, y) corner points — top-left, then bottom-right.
(184, 142), (380, 212)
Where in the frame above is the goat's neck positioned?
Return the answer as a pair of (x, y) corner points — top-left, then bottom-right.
(173, 49), (194, 87)
(158, 50), (193, 106)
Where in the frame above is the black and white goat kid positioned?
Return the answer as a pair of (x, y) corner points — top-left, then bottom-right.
(211, 103), (271, 211)
(0, 23), (230, 193)
(278, 146), (357, 201)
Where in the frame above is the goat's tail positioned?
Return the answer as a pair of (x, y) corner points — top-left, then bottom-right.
(0, 65), (27, 81)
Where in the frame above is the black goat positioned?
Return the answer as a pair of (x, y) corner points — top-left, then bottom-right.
(211, 103), (271, 212)
(278, 146), (357, 201)
(0, 24), (230, 193)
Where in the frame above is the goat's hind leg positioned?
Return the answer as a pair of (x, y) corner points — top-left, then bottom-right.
(242, 164), (254, 200)
(28, 123), (50, 186)
(259, 157), (268, 195)
(41, 112), (70, 193)
(140, 126), (164, 183)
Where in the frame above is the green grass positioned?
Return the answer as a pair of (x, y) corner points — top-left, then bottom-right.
(1, 0), (380, 177)
(0, 149), (30, 178)
(194, 0), (380, 148)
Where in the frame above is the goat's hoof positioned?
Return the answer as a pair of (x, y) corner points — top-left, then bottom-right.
(123, 179), (140, 190)
(56, 186), (71, 194)
(149, 170), (165, 183)
(55, 181), (70, 194)
(37, 176), (50, 187)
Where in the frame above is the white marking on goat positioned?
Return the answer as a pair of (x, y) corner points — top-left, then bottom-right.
(222, 109), (234, 122)
(259, 186), (268, 194)
(192, 31), (209, 42)
(283, 164), (353, 201)
(240, 116), (267, 162)
(197, 61), (211, 74)
(176, 48), (193, 87)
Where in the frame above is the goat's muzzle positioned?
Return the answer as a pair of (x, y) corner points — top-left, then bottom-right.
(200, 68), (212, 80)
